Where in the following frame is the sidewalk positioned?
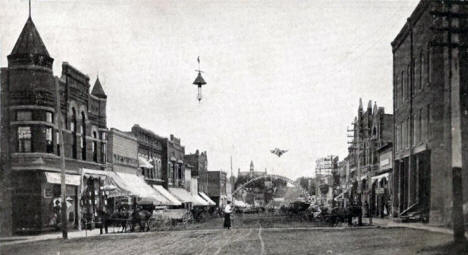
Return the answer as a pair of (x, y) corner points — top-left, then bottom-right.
(368, 217), (468, 238)
(0, 227), (123, 246)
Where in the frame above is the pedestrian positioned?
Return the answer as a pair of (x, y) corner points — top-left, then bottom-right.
(99, 206), (109, 234)
(223, 201), (232, 230)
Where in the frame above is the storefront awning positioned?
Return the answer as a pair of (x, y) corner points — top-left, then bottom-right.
(138, 157), (153, 169)
(233, 199), (248, 208)
(334, 187), (351, 201)
(169, 188), (206, 206)
(45, 172), (81, 186)
(371, 172), (390, 183)
(193, 193), (209, 206)
(106, 171), (168, 205)
(199, 192), (216, 206)
(152, 185), (182, 206)
(81, 168), (108, 178)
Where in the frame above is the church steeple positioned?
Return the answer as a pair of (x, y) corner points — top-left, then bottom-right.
(8, 15), (53, 69)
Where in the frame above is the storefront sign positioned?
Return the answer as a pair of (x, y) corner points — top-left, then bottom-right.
(45, 172), (81, 186)
(380, 159), (390, 168)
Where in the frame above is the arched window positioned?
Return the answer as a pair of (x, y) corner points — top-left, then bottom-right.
(72, 108), (77, 159)
(81, 112), (86, 160)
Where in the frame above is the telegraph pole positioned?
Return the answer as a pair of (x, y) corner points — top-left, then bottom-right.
(431, 1), (466, 243)
(446, 1), (466, 243)
(55, 79), (67, 239)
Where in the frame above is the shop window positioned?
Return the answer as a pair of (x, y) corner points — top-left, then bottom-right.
(17, 126), (32, 152)
(45, 111), (53, 123)
(46, 127), (53, 153)
(16, 110), (32, 121)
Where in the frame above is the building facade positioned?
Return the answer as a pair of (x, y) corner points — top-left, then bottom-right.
(131, 124), (164, 185)
(0, 16), (108, 235)
(184, 150), (208, 193)
(342, 99), (392, 213)
(392, 0), (468, 225)
(207, 171), (227, 207)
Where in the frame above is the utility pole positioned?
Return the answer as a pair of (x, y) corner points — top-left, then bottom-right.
(55, 79), (67, 239)
(431, 1), (466, 243)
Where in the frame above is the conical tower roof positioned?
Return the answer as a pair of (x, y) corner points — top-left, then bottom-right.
(8, 17), (53, 69)
(91, 77), (107, 99)
(193, 72), (207, 86)
(11, 17), (50, 57)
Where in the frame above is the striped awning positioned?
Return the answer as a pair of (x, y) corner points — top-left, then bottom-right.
(106, 171), (169, 205)
(169, 188), (207, 206)
(199, 192), (216, 206)
(152, 185), (182, 206)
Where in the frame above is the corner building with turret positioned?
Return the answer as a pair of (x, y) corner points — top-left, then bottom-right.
(0, 16), (108, 235)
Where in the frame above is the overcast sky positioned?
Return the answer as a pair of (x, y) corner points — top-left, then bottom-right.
(0, 0), (419, 180)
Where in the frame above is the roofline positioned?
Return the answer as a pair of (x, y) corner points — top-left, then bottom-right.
(391, 0), (431, 52)
(131, 124), (167, 141)
(109, 127), (138, 142)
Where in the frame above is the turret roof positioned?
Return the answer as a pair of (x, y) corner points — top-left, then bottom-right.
(91, 77), (107, 98)
(10, 17), (50, 57)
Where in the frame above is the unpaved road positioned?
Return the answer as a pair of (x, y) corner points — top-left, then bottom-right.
(0, 226), (455, 255)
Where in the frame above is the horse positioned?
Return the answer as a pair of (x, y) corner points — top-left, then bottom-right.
(132, 209), (153, 232)
(109, 211), (130, 233)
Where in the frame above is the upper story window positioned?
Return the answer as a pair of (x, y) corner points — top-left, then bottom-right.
(92, 131), (98, 162)
(419, 51), (424, 90)
(45, 111), (53, 123)
(46, 127), (53, 153)
(71, 108), (77, 132)
(17, 126), (32, 152)
(81, 112), (86, 160)
(16, 111), (32, 121)
(72, 108), (77, 159)
(56, 131), (61, 156)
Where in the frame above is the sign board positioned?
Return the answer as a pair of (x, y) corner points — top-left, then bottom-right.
(380, 159), (390, 168)
(45, 172), (81, 186)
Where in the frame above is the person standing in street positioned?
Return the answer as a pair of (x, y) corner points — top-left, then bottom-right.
(223, 201), (232, 230)
(99, 206), (109, 235)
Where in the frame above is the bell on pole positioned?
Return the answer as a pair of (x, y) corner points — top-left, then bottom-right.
(192, 56), (207, 102)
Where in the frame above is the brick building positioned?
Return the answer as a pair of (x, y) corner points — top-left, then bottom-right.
(344, 99), (392, 212)
(207, 171), (227, 207)
(131, 124), (164, 185)
(130, 125), (185, 190)
(392, 0), (468, 225)
(107, 128), (139, 175)
(0, 16), (108, 235)
(184, 150), (208, 193)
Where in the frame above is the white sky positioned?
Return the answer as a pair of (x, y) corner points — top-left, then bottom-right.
(0, 0), (420, 180)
